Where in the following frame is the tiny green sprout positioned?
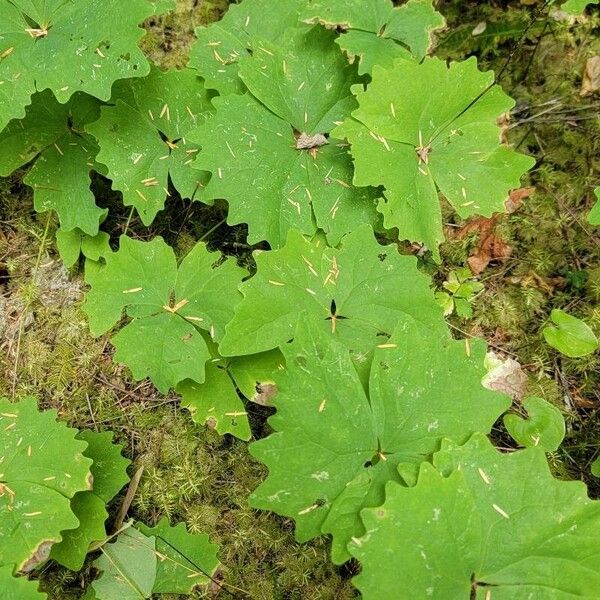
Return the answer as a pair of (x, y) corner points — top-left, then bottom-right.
(435, 267), (484, 318)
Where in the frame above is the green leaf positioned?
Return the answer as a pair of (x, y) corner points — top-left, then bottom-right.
(334, 57), (535, 258)
(543, 309), (599, 358)
(592, 457), (600, 477)
(0, 396), (92, 572)
(91, 528), (156, 600)
(237, 27), (357, 134)
(0, 0), (173, 130)
(220, 225), (446, 383)
(188, 0), (303, 94)
(83, 236), (245, 393)
(0, 566), (46, 599)
(77, 432), (130, 503)
(302, 0), (446, 75)
(50, 431), (131, 571)
(136, 518), (219, 594)
(178, 338), (281, 440)
(56, 228), (111, 269)
(561, 0), (599, 15)
(228, 350), (283, 404)
(504, 397), (565, 452)
(435, 291), (454, 316)
(51, 495), (107, 571)
(454, 297), (473, 319)
(350, 433), (600, 599)
(587, 187), (600, 225)
(384, 0), (446, 62)
(191, 26), (379, 248)
(87, 67), (213, 226)
(0, 91), (104, 235)
(249, 317), (509, 563)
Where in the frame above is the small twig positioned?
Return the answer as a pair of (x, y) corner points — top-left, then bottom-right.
(199, 218), (227, 242)
(123, 206), (135, 235)
(112, 465), (144, 533)
(85, 393), (98, 431)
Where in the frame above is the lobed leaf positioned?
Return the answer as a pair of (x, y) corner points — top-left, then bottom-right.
(220, 224), (446, 382)
(0, 91), (104, 235)
(50, 431), (131, 571)
(91, 528), (157, 600)
(56, 227), (111, 269)
(87, 67), (213, 226)
(177, 339), (282, 440)
(334, 56), (535, 258)
(188, 0), (304, 94)
(137, 518), (220, 594)
(190, 26), (380, 248)
(0, 397), (92, 572)
(302, 0), (446, 75)
(351, 433), (600, 599)
(0, 0), (174, 130)
(83, 236), (245, 394)
(249, 318), (509, 563)
(0, 565), (46, 599)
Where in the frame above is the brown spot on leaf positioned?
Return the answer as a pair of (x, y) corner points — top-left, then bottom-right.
(252, 382), (278, 406)
(20, 540), (53, 573)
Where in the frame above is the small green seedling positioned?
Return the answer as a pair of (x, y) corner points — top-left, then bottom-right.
(436, 267), (484, 318)
(543, 309), (599, 358)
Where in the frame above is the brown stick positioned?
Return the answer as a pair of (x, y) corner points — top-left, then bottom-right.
(112, 465), (144, 533)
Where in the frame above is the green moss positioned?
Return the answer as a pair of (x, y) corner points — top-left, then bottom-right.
(437, 0), (600, 494)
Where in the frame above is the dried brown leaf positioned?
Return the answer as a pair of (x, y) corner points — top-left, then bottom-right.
(580, 56), (600, 97)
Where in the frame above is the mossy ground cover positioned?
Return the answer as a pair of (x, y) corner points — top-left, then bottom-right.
(0, 1), (598, 598)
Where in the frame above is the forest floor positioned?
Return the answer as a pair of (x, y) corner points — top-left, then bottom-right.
(0, 1), (598, 598)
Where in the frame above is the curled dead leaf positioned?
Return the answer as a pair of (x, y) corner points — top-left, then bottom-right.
(472, 21), (487, 36)
(482, 351), (528, 401)
(458, 216), (512, 275)
(508, 271), (564, 294)
(496, 112), (511, 143)
(572, 390), (599, 409)
(580, 56), (600, 97)
(295, 133), (328, 150)
(505, 186), (535, 213)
